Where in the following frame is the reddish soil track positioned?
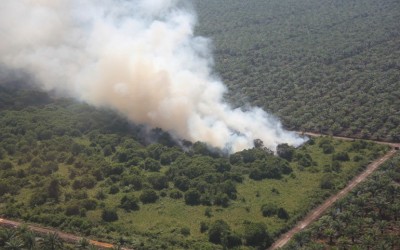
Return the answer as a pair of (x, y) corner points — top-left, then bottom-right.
(269, 134), (399, 250)
(0, 218), (132, 249)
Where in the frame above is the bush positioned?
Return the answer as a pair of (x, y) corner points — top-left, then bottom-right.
(205, 207), (212, 217)
(30, 158), (43, 168)
(120, 194), (140, 211)
(261, 203), (278, 217)
(243, 222), (272, 247)
(173, 176), (190, 192)
(214, 193), (229, 207)
(322, 144), (334, 154)
(29, 191), (47, 207)
(200, 221), (209, 233)
(277, 143), (295, 161)
(139, 189), (159, 204)
(277, 207), (289, 220)
(180, 227), (190, 237)
(0, 182), (10, 196)
(184, 189), (201, 205)
(225, 232), (242, 248)
(109, 185), (120, 194)
(81, 199), (98, 210)
(103, 145), (113, 156)
(208, 220), (230, 244)
(0, 161), (13, 170)
(333, 152), (350, 161)
(121, 175), (143, 190)
(297, 153), (313, 167)
(147, 174), (168, 190)
(331, 161), (342, 172)
(320, 174), (334, 189)
(95, 189), (107, 200)
(248, 166), (261, 179)
(169, 189), (183, 199)
(101, 208), (118, 222)
(142, 158), (161, 172)
(65, 203), (80, 216)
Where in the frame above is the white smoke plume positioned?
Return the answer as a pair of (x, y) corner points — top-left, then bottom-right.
(0, 0), (306, 152)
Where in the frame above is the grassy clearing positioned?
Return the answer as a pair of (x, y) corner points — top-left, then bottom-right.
(76, 138), (388, 243)
(3, 136), (389, 249)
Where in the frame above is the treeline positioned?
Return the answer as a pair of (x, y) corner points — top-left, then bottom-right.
(194, 0), (400, 141)
(283, 153), (400, 249)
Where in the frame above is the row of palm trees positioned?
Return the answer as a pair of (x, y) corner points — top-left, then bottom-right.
(282, 156), (400, 249)
(0, 225), (123, 250)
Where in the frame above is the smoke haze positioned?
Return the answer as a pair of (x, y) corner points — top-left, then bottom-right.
(0, 0), (306, 152)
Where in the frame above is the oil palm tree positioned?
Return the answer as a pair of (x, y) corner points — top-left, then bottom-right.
(336, 236), (350, 250)
(0, 228), (17, 246)
(76, 237), (90, 249)
(21, 230), (37, 250)
(4, 236), (24, 250)
(41, 232), (63, 250)
(361, 234), (374, 250)
(88, 244), (98, 250)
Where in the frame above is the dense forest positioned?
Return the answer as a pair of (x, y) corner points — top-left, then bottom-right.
(194, 0), (400, 141)
(283, 153), (400, 249)
(0, 85), (389, 249)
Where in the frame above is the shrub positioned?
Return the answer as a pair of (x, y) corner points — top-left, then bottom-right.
(65, 203), (80, 216)
(208, 220), (230, 244)
(214, 193), (229, 207)
(200, 221), (209, 233)
(147, 174), (168, 190)
(322, 144), (334, 154)
(81, 199), (97, 210)
(277, 143), (295, 161)
(333, 152), (350, 161)
(140, 189), (159, 204)
(121, 175), (143, 190)
(180, 227), (190, 237)
(120, 194), (140, 211)
(261, 203), (278, 217)
(243, 222), (272, 247)
(142, 158), (161, 172)
(169, 190), (183, 199)
(320, 175), (334, 189)
(173, 176), (190, 192)
(0, 161), (13, 170)
(184, 189), (201, 205)
(205, 207), (212, 217)
(109, 185), (120, 194)
(95, 189), (107, 200)
(277, 207), (289, 220)
(225, 232), (242, 248)
(101, 208), (118, 222)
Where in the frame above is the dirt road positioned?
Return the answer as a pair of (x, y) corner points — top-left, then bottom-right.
(269, 135), (399, 250)
(0, 217), (132, 249)
(299, 131), (400, 148)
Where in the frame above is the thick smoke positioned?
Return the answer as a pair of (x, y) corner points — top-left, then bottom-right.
(0, 0), (306, 152)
